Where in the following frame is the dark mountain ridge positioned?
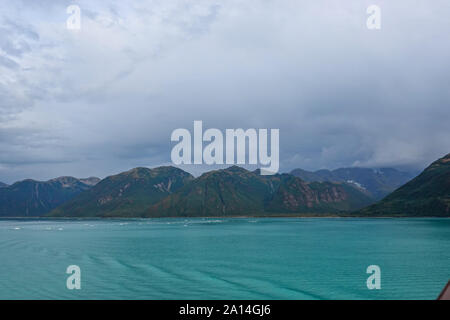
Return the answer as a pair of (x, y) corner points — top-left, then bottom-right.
(49, 166), (194, 217)
(0, 176), (100, 217)
(290, 166), (415, 200)
(358, 153), (450, 216)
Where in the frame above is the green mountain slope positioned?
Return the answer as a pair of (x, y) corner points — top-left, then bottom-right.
(290, 167), (415, 200)
(0, 176), (100, 217)
(145, 166), (373, 217)
(49, 166), (194, 217)
(265, 175), (373, 213)
(146, 166), (278, 217)
(358, 153), (450, 216)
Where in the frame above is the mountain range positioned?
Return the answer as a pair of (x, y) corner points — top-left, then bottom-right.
(1, 154), (449, 217)
(0, 176), (100, 217)
(145, 166), (373, 217)
(358, 153), (450, 216)
(49, 166), (194, 217)
(0, 182), (7, 188)
(290, 167), (415, 200)
(48, 166), (373, 218)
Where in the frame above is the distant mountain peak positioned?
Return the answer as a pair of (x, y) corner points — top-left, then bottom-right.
(79, 177), (101, 186)
(49, 166), (194, 218)
(121, 166), (192, 179)
(0, 176), (98, 217)
(48, 176), (84, 188)
(123, 167), (152, 177)
(290, 166), (416, 200)
(196, 166), (251, 180)
(223, 165), (250, 173)
(358, 152), (450, 217)
(150, 166), (193, 176)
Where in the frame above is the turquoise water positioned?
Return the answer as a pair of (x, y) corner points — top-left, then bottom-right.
(0, 218), (449, 300)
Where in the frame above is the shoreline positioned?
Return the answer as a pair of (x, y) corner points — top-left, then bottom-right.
(0, 215), (449, 220)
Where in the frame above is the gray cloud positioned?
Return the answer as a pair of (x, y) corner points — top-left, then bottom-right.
(0, 0), (450, 183)
(0, 55), (19, 69)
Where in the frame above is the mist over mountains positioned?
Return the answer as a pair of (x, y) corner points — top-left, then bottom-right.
(358, 153), (450, 216)
(290, 167), (415, 200)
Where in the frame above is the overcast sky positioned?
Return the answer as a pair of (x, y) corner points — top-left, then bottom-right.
(0, 0), (449, 183)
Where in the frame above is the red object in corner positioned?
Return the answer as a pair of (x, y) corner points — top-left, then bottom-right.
(437, 281), (450, 300)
